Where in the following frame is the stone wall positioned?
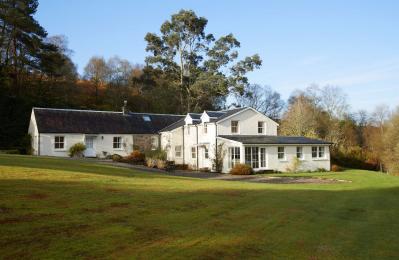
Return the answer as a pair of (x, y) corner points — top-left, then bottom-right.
(133, 134), (159, 151)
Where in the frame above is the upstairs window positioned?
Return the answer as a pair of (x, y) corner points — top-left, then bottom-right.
(203, 123), (208, 134)
(54, 136), (64, 150)
(191, 147), (196, 159)
(113, 137), (122, 149)
(187, 126), (190, 135)
(258, 122), (264, 134)
(296, 147), (303, 159)
(231, 121), (239, 134)
(277, 146), (285, 160)
(175, 145), (182, 157)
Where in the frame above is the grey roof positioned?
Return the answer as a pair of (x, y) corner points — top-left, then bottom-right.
(215, 107), (247, 121)
(158, 118), (185, 132)
(33, 108), (184, 134)
(205, 111), (226, 118)
(218, 135), (332, 145)
(188, 113), (202, 120)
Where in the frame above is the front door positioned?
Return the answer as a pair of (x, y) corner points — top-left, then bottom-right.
(84, 136), (96, 157)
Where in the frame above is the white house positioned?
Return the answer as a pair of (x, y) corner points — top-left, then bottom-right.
(28, 106), (331, 173)
(159, 107), (331, 173)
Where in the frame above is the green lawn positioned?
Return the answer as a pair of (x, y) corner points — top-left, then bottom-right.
(1, 155), (399, 259)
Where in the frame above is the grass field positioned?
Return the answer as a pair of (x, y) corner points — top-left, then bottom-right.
(1, 155), (399, 259)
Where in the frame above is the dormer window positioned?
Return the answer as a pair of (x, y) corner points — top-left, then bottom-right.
(231, 121), (239, 134)
(203, 123), (207, 134)
(258, 122), (264, 134)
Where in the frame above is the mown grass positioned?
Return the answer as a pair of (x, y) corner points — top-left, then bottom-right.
(0, 154), (399, 259)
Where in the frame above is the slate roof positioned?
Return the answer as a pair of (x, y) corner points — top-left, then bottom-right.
(214, 107), (247, 121)
(158, 118), (185, 132)
(188, 113), (202, 120)
(205, 111), (226, 118)
(33, 108), (184, 134)
(218, 135), (332, 145)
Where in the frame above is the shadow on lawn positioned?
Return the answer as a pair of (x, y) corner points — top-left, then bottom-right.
(0, 176), (399, 259)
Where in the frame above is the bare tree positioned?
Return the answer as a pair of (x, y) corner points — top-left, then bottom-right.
(235, 84), (284, 119)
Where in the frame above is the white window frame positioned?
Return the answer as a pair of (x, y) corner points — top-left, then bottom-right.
(228, 147), (240, 168)
(231, 120), (239, 134)
(204, 147), (209, 159)
(54, 136), (65, 150)
(258, 121), (264, 134)
(260, 147), (266, 168)
(312, 146), (326, 159)
(277, 146), (285, 160)
(175, 145), (182, 158)
(191, 147), (196, 159)
(203, 123), (208, 134)
(187, 125), (190, 135)
(113, 136), (122, 149)
(151, 136), (158, 150)
(296, 146), (303, 159)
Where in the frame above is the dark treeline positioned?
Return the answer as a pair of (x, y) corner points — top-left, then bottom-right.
(1, 1), (398, 173)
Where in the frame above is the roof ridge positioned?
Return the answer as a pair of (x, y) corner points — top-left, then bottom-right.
(33, 107), (184, 117)
(33, 107), (122, 114)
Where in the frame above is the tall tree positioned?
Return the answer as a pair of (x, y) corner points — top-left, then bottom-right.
(0, 0), (47, 87)
(83, 56), (109, 102)
(144, 9), (262, 112)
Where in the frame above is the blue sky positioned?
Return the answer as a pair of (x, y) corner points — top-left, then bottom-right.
(35, 0), (399, 112)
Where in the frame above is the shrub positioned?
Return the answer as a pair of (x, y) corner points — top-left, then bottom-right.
(146, 158), (157, 168)
(230, 163), (254, 175)
(331, 164), (343, 172)
(317, 168), (327, 172)
(18, 134), (32, 155)
(123, 150), (145, 164)
(68, 143), (86, 157)
(286, 157), (302, 173)
(145, 149), (167, 161)
(156, 159), (167, 169)
(111, 154), (123, 162)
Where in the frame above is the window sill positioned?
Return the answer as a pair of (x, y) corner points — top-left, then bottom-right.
(54, 149), (66, 152)
(312, 158), (328, 161)
(113, 148), (124, 151)
(278, 159), (288, 162)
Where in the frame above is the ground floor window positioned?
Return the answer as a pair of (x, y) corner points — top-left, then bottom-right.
(260, 148), (266, 167)
(245, 147), (259, 168)
(191, 147), (196, 159)
(296, 146), (303, 159)
(277, 146), (285, 160)
(228, 147), (240, 168)
(204, 147), (209, 159)
(113, 136), (122, 149)
(151, 136), (158, 150)
(54, 136), (64, 149)
(175, 145), (182, 157)
(312, 146), (326, 159)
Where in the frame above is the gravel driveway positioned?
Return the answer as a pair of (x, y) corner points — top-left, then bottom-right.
(99, 161), (346, 184)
